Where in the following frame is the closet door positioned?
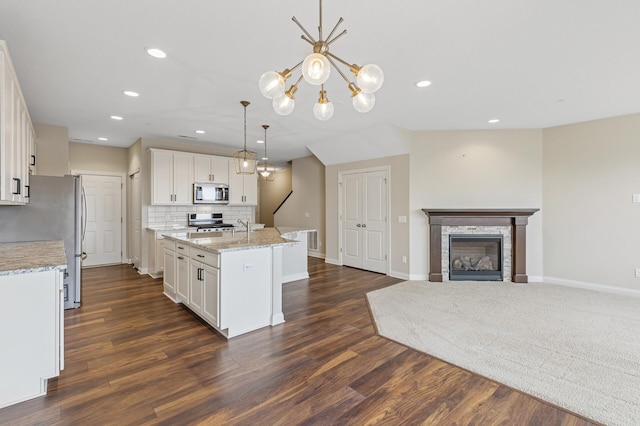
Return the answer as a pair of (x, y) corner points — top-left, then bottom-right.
(341, 169), (387, 274)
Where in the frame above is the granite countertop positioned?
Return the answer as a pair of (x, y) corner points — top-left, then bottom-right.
(0, 240), (67, 275)
(147, 226), (195, 233)
(164, 227), (298, 253)
(276, 226), (317, 235)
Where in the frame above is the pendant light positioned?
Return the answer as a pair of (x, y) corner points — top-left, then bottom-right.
(258, 125), (275, 182)
(233, 101), (256, 175)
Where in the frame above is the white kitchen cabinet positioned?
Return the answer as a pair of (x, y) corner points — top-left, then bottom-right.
(163, 241), (176, 300)
(201, 264), (219, 327)
(189, 261), (204, 314)
(227, 159), (257, 205)
(175, 244), (190, 303)
(0, 41), (33, 205)
(150, 149), (194, 205)
(194, 154), (228, 184)
(0, 269), (64, 409)
(189, 247), (220, 327)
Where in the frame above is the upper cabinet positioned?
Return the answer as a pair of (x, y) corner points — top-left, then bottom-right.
(150, 149), (194, 205)
(227, 159), (257, 205)
(193, 154), (228, 184)
(0, 41), (34, 205)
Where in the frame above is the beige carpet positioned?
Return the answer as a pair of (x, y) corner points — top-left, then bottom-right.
(367, 281), (640, 426)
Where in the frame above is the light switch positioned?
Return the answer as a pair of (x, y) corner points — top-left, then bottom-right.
(633, 194), (640, 203)
(398, 215), (407, 223)
(304, 212), (310, 218)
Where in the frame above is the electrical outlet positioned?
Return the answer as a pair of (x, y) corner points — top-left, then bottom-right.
(635, 268), (640, 278)
(402, 255), (407, 264)
(304, 212), (310, 218)
(398, 215), (407, 223)
(633, 194), (640, 203)
(243, 263), (254, 272)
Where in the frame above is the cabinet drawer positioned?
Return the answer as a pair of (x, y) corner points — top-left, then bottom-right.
(175, 242), (189, 255)
(164, 239), (176, 251)
(190, 247), (219, 268)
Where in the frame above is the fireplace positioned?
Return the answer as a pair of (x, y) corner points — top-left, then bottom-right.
(449, 234), (503, 281)
(422, 209), (539, 283)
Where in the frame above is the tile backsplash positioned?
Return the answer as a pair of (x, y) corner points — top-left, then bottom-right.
(147, 205), (255, 229)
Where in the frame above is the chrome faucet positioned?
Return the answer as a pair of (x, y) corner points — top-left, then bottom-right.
(237, 219), (251, 242)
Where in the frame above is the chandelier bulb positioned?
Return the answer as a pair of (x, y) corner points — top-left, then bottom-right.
(302, 53), (331, 86)
(273, 92), (295, 116)
(259, 71), (286, 99)
(313, 89), (334, 121)
(352, 91), (376, 113)
(356, 64), (384, 94)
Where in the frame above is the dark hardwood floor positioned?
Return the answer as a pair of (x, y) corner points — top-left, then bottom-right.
(0, 258), (597, 425)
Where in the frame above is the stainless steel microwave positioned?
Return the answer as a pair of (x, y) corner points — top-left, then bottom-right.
(193, 182), (229, 204)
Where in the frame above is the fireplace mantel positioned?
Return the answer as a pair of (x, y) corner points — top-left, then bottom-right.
(422, 209), (539, 283)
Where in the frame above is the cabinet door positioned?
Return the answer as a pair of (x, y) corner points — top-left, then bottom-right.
(172, 152), (193, 205)
(176, 254), (189, 302)
(151, 150), (174, 205)
(189, 261), (204, 314)
(193, 155), (212, 182)
(163, 249), (176, 295)
(211, 156), (228, 184)
(202, 264), (219, 327)
(155, 239), (165, 272)
(243, 172), (258, 205)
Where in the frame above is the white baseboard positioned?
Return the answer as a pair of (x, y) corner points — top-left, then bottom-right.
(282, 272), (309, 283)
(308, 252), (325, 259)
(409, 273), (428, 281)
(528, 275), (544, 282)
(389, 270), (410, 280)
(138, 267), (149, 275)
(544, 276), (640, 297)
(149, 271), (163, 279)
(324, 257), (340, 265)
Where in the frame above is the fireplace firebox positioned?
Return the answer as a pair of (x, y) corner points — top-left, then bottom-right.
(449, 235), (503, 281)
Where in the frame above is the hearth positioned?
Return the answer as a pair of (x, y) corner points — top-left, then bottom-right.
(449, 235), (503, 281)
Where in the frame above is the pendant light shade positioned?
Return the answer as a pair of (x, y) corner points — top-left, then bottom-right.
(302, 53), (331, 85)
(355, 64), (384, 94)
(258, 125), (275, 182)
(233, 101), (256, 175)
(313, 87), (334, 121)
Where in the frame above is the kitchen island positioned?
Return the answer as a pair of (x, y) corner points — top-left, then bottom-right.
(0, 240), (66, 409)
(276, 227), (316, 283)
(162, 228), (298, 338)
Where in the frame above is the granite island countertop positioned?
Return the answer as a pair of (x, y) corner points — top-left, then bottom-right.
(0, 240), (67, 275)
(163, 227), (298, 253)
(275, 226), (317, 235)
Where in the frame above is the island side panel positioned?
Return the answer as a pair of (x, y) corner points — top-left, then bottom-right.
(271, 245), (285, 325)
(220, 248), (272, 338)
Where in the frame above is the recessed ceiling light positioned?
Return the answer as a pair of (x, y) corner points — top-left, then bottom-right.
(146, 47), (167, 59)
(98, 137), (108, 141)
(416, 80), (432, 88)
(110, 115), (123, 120)
(123, 90), (139, 97)
(195, 130), (205, 134)
(257, 139), (264, 144)
(488, 119), (500, 124)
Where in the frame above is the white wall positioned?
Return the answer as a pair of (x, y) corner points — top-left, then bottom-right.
(543, 113), (640, 294)
(408, 129), (544, 280)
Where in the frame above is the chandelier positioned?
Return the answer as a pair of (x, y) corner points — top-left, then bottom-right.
(258, 125), (275, 182)
(258, 0), (384, 120)
(233, 100), (257, 175)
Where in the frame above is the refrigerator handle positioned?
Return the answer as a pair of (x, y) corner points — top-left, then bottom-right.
(81, 185), (87, 243)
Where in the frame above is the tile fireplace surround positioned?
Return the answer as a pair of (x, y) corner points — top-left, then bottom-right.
(422, 209), (539, 283)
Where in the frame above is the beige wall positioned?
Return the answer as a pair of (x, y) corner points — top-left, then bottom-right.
(275, 156), (326, 257)
(325, 154), (410, 277)
(69, 142), (128, 173)
(408, 129), (544, 280)
(258, 167), (292, 227)
(33, 123), (68, 176)
(543, 113), (640, 293)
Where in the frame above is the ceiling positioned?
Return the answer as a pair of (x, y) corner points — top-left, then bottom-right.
(0, 0), (639, 166)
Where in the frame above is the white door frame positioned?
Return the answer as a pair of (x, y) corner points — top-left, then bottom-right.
(337, 165), (391, 274)
(72, 170), (127, 264)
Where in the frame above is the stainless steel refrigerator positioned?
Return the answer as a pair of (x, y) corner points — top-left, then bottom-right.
(0, 175), (84, 309)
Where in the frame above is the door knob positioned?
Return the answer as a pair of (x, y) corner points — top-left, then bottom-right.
(362, 224), (367, 228)
(356, 224), (361, 227)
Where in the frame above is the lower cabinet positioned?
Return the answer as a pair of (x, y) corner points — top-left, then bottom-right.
(163, 246), (176, 298)
(175, 247), (190, 303)
(0, 269), (64, 408)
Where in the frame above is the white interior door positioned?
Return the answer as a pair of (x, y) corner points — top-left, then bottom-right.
(82, 174), (122, 267)
(130, 172), (141, 268)
(341, 170), (388, 274)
